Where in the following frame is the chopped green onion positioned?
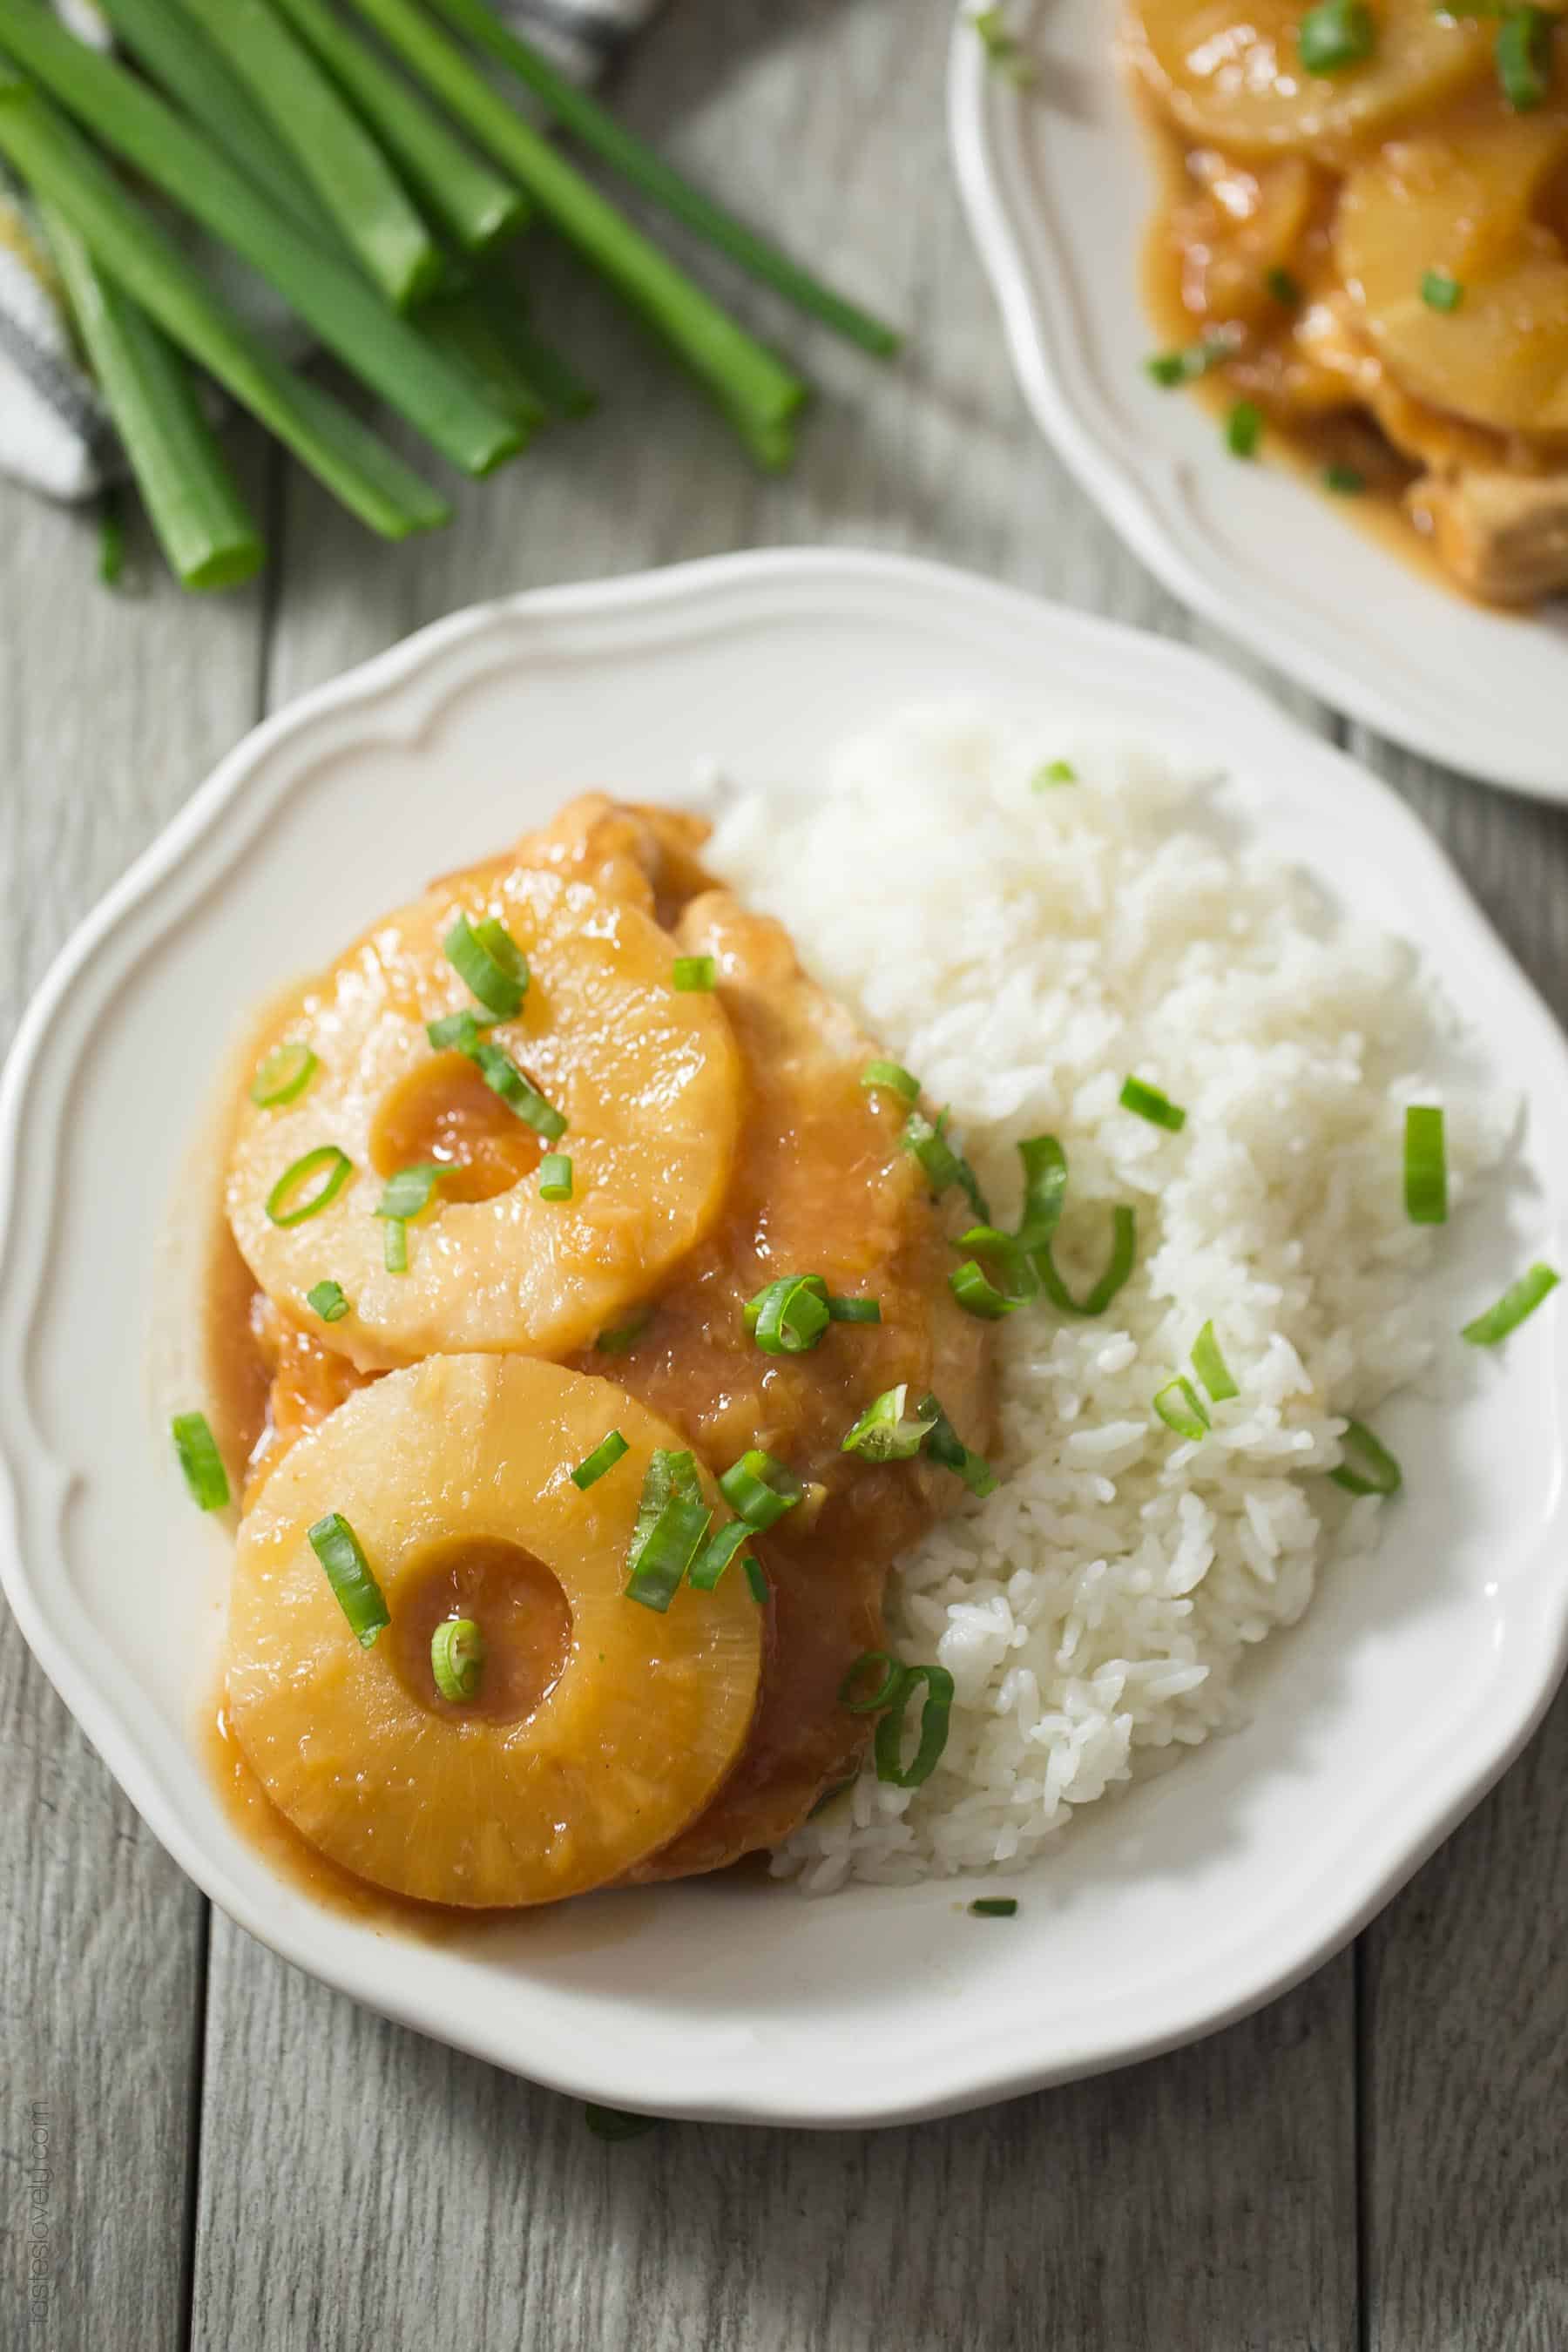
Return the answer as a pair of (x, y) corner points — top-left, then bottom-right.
(571, 1429), (629, 1490)
(419, 0), (901, 357)
(826, 1295), (881, 1324)
(265, 1144), (354, 1227)
(306, 1279), (349, 1324)
(1329, 1418), (1402, 1497)
(1154, 1375), (1211, 1443)
(1032, 759), (1076, 787)
(1016, 1135), (1069, 1253)
(443, 912), (528, 1018)
(267, 0), (526, 257)
(671, 956), (717, 992)
(745, 1274), (831, 1355)
(1146, 336), (1235, 388)
(171, 1410), (228, 1511)
(917, 1392), (998, 1498)
(340, 0), (808, 462)
(717, 1449), (803, 1530)
(584, 2105), (657, 2141)
(1497, 7), (1552, 111)
(0, 68), (450, 542)
(249, 1040), (318, 1107)
(1266, 266), (1301, 308)
(1403, 1105), (1448, 1226)
(686, 1517), (751, 1592)
(624, 1450), (707, 1612)
(1324, 463), (1366, 495)
(470, 1040), (565, 1139)
(743, 1557), (769, 1605)
(841, 1383), (939, 1463)
(1421, 267), (1464, 313)
(0, 2), (519, 477)
(902, 1108), (990, 1223)
(1461, 1261), (1561, 1347)
(970, 1897), (1018, 1918)
(873, 1664), (955, 1788)
(430, 1616), (484, 1701)
(595, 1305), (652, 1355)
(172, 0), (443, 312)
(1119, 1077), (1186, 1132)
(97, 485), (125, 587)
(1227, 400), (1263, 459)
(383, 1220), (408, 1274)
(950, 1258), (1031, 1319)
(971, 7), (1037, 84)
(861, 1058), (921, 1105)
(1037, 1205), (1138, 1317)
(539, 1152), (573, 1202)
(308, 1510), (389, 1646)
(840, 1650), (908, 1713)
(374, 1163), (443, 1220)
(1297, 0), (1376, 75)
(1191, 1321), (1239, 1402)
(426, 1008), (492, 1053)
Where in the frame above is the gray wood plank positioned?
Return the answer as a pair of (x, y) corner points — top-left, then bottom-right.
(1345, 731), (1568, 2352)
(1, 448), (274, 2349)
(193, 6), (1355, 2350)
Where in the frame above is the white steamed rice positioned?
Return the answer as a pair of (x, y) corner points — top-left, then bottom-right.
(703, 706), (1510, 1891)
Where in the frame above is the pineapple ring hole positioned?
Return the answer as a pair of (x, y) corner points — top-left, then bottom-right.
(389, 1538), (572, 1725)
(369, 1052), (543, 1205)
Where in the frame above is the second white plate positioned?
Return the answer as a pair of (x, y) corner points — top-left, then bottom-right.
(948, 2), (1568, 801)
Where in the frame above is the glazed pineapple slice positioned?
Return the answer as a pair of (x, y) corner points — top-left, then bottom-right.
(227, 862), (742, 1369)
(225, 1355), (763, 1907)
(1125, 2), (1491, 160)
(1337, 95), (1568, 432)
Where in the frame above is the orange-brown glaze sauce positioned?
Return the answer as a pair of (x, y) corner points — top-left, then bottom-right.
(1135, 99), (1506, 603)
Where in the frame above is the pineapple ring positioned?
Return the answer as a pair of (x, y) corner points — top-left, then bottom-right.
(226, 862), (742, 1370)
(225, 1355), (764, 1908)
(1125, 2), (1492, 160)
(1337, 101), (1568, 433)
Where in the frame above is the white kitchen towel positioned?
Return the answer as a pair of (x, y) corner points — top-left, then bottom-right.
(0, 0), (660, 500)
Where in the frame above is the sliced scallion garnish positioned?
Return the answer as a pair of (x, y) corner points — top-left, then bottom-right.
(971, 4), (1036, 84)
(1146, 335), (1234, 389)
(308, 1510), (389, 1646)
(624, 1450), (709, 1612)
(744, 1556), (769, 1605)
(1497, 6), (1551, 112)
(171, 1410), (229, 1511)
(383, 1219), (409, 1273)
(745, 1274), (830, 1355)
(1329, 1418), (1402, 1497)
(841, 1383), (939, 1463)
(470, 1039), (567, 1139)
(1403, 1105), (1448, 1226)
(861, 1058), (920, 1105)
(1323, 463), (1366, 495)
(1226, 399), (1263, 459)
(306, 1278), (349, 1323)
(1191, 1321), (1239, 1403)
(686, 1517), (751, 1592)
(265, 1144), (354, 1227)
(1037, 1204), (1138, 1318)
(1266, 266), (1301, 308)
(443, 911), (529, 1018)
(970, 1897), (1018, 1918)
(873, 1664), (955, 1788)
(1297, 0), (1375, 75)
(1032, 759), (1076, 788)
(1119, 1077), (1186, 1132)
(374, 1163), (444, 1221)
(538, 1152), (573, 1202)
(1016, 1134), (1069, 1252)
(717, 1449), (803, 1530)
(671, 955), (717, 992)
(426, 1007), (492, 1052)
(840, 1650), (906, 1713)
(430, 1616), (484, 1701)
(950, 1256), (1031, 1319)
(595, 1305), (652, 1355)
(1461, 1262), (1561, 1347)
(1154, 1375), (1211, 1443)
(571, 1429), (629, 1490)
(249, 1039), (318, 1106)
(918, 1391), (997, 1497)
(826, 1294), (881, 1324)
(902, 1107), (990, 1222)
(1421, 267), (1464, 314)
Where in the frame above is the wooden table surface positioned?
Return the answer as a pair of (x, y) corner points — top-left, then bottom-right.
(3, 5), (1565, 2346)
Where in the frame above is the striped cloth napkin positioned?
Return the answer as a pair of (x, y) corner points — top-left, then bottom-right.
(0, 0), (659, 501)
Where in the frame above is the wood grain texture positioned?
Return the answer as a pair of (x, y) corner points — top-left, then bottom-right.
(0, 445), (275, 2350)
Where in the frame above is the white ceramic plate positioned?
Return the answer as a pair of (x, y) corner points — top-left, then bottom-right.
(3, 550), (1566, 2128)
(948, 3), (1568, 802)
